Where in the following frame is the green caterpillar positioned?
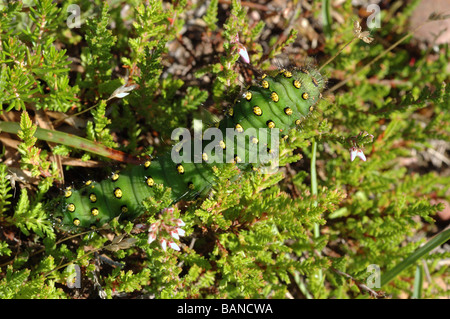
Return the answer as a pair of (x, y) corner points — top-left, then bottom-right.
(60, 66), (325, 228)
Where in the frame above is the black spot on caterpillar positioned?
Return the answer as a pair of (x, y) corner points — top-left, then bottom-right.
(59, 66), (325, 228)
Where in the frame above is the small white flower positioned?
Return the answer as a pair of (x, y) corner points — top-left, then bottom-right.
(230, 33), (250, 64)
(147, 210), (186, 252)
(176, 219), (185, 227)
(147, 232), (156, 244)
(149, 223), (158, 232)
(170, 230), (180, 240)
(176, 228), (185, 237)
(349, 147), (367, 162)
(168, 241), (180, 251)
(237, 44), (250, 64)
(107, 83), (138, 101)
(160, 239), (167, 251)
(115, 92), (130, 98)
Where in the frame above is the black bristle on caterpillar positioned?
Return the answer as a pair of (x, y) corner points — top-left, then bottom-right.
(59, 66), (326, 229)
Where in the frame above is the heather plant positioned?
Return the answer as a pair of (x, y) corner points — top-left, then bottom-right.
(0, 0), (449, 300)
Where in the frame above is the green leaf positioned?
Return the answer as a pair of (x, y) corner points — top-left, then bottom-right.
(381, 228), (450, 287)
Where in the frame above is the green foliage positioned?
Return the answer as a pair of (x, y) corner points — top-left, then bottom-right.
(204, 0), (219, 32)
(0, 0), (78, 113)
(0, 164), (13, 215)
(0, 0), (448, 300)
(16, 111), (60, 196)
(0, 262), (65, 298)
(0, 241), (11, 257)
(6, 188), (55, 239)
(17, 111), (45, 177)
(122, 0), (193, 138)
(86, 100), (117, 149)
(79, 1), (117, 100)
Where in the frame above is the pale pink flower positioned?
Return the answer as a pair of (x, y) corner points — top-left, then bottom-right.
(147, 210), (186, 252)
(147, 232), (156, 244)
(168, 241), (180, 251)
(230, 33), (250, 64)
(176, 219), (185, 227)
(107, 70), (138, 101)
(237, 43), (250, 64)
(170, 230), (180, 240)
(349, 147), (367, 162)
(160, 238), (167, 251)
(176, 228), (185, 237)
(149, 223), (158, 232)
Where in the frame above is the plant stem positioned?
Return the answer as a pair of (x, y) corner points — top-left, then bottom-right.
(0, 120), (141, 164)
(311, 141), (319, 237)
(318, 38), (355, 72)
(381, 227), (450, 287)
(311, 140), (323, 288)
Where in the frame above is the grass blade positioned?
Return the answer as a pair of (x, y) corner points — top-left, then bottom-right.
(321, 0), (332, 38)
(381, 227), (450, 287)
(0, 120), (142, 164)
(412, 265), (423, 299)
